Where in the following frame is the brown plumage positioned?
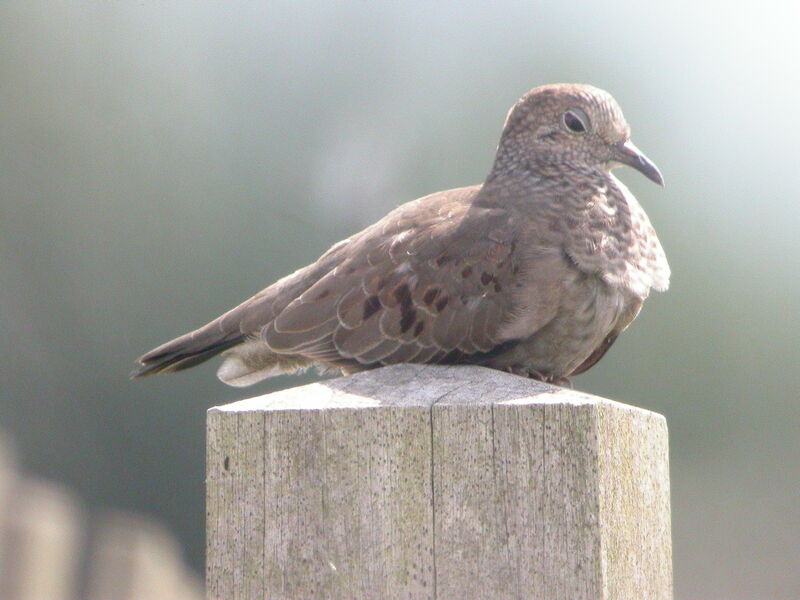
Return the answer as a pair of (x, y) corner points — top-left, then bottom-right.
(132, 83), (669, 387)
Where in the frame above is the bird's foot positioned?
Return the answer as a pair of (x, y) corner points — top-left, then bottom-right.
(504, 365), (542, 379)
(503, 366), (572, 390)
(503, 366), (572, 389)
(548, 375), (573, 389)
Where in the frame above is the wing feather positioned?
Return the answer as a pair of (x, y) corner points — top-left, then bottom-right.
(258, 186), (541, 370)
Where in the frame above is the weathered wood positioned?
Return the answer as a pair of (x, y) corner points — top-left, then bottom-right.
(86, 512), (204, 600)
(0, 435), (204, 600)
(0, 437), (83, 600)
(207, 364), (672, 600)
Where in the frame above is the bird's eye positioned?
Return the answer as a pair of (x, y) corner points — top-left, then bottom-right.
(563, 110), (588, 133)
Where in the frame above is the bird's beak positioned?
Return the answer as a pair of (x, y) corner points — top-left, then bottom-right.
(612, 140), (664, 186)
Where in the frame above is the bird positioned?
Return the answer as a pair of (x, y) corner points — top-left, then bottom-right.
(132, 83), (669, 388)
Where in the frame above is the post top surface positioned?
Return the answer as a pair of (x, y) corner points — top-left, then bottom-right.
(210, 365), (663, 422)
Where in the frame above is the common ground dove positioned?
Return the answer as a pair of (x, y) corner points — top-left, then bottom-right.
(133, 83), (669, 387)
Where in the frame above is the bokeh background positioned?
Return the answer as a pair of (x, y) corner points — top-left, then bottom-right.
(1, 2), (798, 598)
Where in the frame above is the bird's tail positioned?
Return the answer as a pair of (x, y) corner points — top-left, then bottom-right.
(131, 324), (245, 379)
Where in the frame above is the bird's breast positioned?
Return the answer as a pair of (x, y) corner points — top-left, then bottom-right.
(555, 175), (669, 298)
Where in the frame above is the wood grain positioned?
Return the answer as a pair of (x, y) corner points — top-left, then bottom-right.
(207, 364), (672, 599)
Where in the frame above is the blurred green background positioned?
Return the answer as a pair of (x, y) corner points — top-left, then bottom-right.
(1, 2), (798, 598)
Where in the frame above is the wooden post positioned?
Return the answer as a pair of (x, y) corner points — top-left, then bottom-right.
(86, 512), (205, 600)
(0, 438), (83, 600)
(207, 364), (672, 600)
(0, 435), (204, 599)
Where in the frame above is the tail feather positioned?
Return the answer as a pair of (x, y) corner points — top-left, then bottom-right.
(131, 242), (349, 381)
(131, 329), (245, 379)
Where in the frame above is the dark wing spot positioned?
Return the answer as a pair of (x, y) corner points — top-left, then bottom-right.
(423, 288), (440, 305)
(363, 295), (381, 320)
(481, 272), (494, 286)
(435, 296), (449, 312)
(413, 321), (425, 338)
(400, 308), (417, 334)
(436, 253), (450, 266)
(461, 266), (473, 278)
(393, 283), (413, 309)
(315, 289), (331, 300)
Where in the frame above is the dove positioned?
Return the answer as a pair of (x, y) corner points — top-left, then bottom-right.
(133, 83), (669, 388)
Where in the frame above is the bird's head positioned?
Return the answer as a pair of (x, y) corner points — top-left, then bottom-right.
(494, 83), (663, 186)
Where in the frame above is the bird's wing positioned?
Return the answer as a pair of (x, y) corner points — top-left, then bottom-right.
(261, 186), (528, 367)
(134, 185), (568, 378)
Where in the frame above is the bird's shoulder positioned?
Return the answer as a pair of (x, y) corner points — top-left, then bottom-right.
(341, 184), (519, 264)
